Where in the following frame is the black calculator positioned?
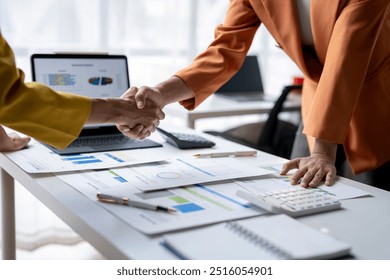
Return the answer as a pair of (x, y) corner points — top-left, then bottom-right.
(156, 128), (216, 149)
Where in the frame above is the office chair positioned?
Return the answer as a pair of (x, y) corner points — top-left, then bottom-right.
(205, 84), (302, 159)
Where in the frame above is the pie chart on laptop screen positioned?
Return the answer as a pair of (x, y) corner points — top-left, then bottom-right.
(88, 77), (113, 86)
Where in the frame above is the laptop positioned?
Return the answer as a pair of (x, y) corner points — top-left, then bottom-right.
(215, 55), (268, 102)
(31, 53), (162, 155)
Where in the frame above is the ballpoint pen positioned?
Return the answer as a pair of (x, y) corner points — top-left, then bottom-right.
(96, 193), (177, 213)
(193, 150), (257, 158)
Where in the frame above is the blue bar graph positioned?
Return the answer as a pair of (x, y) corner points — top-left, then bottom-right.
(61, 156), (96, 161)
(61, 154), (102, 165)
(73, 159), (102, 164)
(105, 153), (125, 163)
(173, 203), (204, 213)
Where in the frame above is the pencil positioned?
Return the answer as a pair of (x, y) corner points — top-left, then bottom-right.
(193, 150), (257, 158)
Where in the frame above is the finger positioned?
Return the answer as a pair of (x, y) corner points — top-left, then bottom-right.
(142, 130), (151, 139)
(301, 169), (317, 188)
(308, 168), (324, 188)
(290, 166), (307, 185)
(280, 159), (300, 175)
(122, 131), (141, 139)
(157, 109), (165, 120)
(0, 126), (7, 136)
(117, 124), (143, 138)
(10, 136), (31, 151)
(121, 86), (138, 99)
(134, 87), (150, 109)
(117, 124), (131, 133)
(324, 168), (337, 186)
(153, 120), (160, 128)
(131, 124), (144, 136)
(128, 86), (138, 96)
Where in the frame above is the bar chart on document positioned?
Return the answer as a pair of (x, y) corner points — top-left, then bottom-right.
(61, 154), (111, 165)
(4, 141), (168, 173)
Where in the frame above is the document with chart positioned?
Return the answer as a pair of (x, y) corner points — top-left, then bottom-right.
(56, 164), (369, 234)
(57, 170), (268, 234)
(4, 141), (168, 173)
(92, 157), (271, 191)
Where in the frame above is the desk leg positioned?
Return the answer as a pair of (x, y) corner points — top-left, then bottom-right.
(1, 168), (16, 260)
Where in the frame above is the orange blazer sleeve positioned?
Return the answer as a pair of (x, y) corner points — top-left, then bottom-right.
(176, 0), (261, 110)
(0, 33), (91, 149)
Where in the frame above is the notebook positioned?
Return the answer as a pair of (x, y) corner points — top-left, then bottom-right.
(163, 214), (351, 260)
(31, 53), (162, 154)
(215, 55), (269, 102)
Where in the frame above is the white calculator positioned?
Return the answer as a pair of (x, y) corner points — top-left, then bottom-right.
(236, 187), (341, 217)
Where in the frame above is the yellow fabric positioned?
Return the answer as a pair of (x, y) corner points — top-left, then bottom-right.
(176, 0), (390, 174)
(0, 33), (91, 149)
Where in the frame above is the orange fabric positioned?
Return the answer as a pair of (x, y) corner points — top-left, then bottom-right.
(176, 0), (390, 174)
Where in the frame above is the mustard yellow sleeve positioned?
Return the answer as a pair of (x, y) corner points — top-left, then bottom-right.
(0, 33), (91, 149)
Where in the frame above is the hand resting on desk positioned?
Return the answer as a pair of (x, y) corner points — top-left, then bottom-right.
(0, 125), (31, 152)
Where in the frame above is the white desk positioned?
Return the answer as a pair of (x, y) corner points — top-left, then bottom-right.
(1, 132), (390, 260)
(164, 94), (301, 129)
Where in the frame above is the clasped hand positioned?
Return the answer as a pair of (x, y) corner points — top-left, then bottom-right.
(116, 86), (165, 139)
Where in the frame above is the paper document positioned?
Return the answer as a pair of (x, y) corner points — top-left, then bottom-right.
(5, 141), (168, 173)
(57, 171), (267, 234)
(56, 165), (370, 234)
(69, 157), (271, 191)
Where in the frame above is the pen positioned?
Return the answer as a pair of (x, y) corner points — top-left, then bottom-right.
(96, 193), (177, 213)
(193, 150), (257, 158)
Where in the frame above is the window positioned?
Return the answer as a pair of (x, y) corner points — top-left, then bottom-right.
(1, 0), (300, 93)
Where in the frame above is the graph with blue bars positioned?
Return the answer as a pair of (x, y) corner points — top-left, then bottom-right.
(61, 154), (103, 165)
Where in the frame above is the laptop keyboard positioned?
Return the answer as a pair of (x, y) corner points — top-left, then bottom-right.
(69, 135), (135, 147)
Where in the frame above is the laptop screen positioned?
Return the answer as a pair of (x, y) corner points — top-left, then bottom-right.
(30, 54), (163, 154)
(216, 55), (263, 94)
(31, 54), (129, 99)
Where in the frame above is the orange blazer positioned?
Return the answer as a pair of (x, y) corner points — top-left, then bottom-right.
(176, 0), (390, 173)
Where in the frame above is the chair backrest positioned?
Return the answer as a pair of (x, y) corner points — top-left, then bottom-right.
(257, 85), (302, 148)
(204, 84), (302, 159)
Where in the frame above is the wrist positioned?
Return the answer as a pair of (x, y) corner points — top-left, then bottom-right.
(155, 76), (193, 107)
(311, 138), (338, 163)
(88, 98), (118, 124)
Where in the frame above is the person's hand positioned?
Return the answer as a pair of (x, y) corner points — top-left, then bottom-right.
(116, 86), (164, 137)
(116, 77), (194, 136)
(280, 154), (337, 187)
(133, 86), (164, 110)
(0, 125), (31, 152)
(115, 87), (165, 139)
(280, 138), (338, 188)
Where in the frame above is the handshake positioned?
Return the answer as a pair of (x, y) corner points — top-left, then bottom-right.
(112, 86), (166, 140)
(0, 86), (166, 152)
